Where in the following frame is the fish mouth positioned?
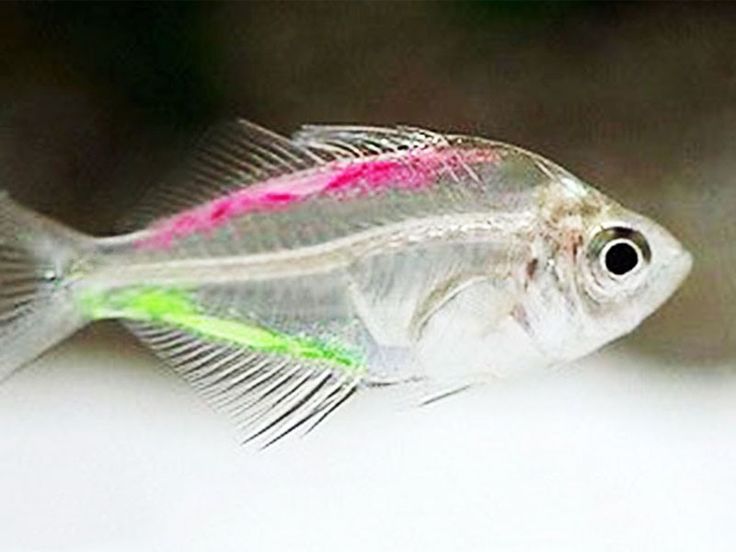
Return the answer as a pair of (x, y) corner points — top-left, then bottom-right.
(672, 249), (694, 289)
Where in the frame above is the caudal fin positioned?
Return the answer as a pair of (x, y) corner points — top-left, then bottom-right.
(0, 192), (94, 379)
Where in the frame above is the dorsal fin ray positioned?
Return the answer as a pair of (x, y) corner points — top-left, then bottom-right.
(292, 124), (449, 158)
(121, 120), (328, 231)
(122, 121), (457, 232)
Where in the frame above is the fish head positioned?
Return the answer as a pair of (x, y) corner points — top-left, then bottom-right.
(530, 173), (692, 365)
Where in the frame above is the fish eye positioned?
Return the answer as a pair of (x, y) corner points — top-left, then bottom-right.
(603, 240), (640, 276)
(589, 227), (651, 279)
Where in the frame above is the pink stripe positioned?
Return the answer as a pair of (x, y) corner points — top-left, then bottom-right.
(138, 147), (495, 249)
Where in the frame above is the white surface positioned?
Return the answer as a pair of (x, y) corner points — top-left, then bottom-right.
(1, 324), (735, 552)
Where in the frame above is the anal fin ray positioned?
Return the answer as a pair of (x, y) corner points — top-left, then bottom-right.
(125, 321), (362, 446)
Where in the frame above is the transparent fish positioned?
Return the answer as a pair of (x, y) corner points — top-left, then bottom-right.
(0, 120), (692, 445)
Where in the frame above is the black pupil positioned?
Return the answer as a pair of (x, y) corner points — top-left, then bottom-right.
(604, 242), (639, 276)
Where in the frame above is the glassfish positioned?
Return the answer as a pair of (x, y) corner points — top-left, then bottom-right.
(0, 121), (692, 445)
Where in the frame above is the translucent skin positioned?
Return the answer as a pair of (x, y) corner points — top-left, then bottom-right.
(83, 139), (554, 384)
(0, 121), (692, 447)
(78, 137), (690, 388)
(80, 287), (364, 370)
(0, 124), (692, 413)
(140, 147), (499, 250)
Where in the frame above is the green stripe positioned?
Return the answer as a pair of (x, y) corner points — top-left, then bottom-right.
(80, 287), (364, 371)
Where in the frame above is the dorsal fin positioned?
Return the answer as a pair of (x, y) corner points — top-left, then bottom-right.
(189, 119), (325, 182)
(122, 120), (327, 231)
(292, 124), (449, 159)
(122, 121), (455, 232)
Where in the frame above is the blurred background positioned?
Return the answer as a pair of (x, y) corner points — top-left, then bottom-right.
(1, 3), (735, 551)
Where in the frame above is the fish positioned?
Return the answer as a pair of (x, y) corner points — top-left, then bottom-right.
(0, 120), (692, 445)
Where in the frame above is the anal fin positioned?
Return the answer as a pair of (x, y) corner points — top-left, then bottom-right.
(128, 321), (360, 446)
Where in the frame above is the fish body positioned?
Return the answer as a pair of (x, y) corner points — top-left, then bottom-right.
(0, 121), (692, 444)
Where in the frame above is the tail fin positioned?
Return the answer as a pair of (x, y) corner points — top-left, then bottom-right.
(0, 192), (94, 380)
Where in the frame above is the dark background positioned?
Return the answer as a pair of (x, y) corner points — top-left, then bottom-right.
(0, 2), (733, 366)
